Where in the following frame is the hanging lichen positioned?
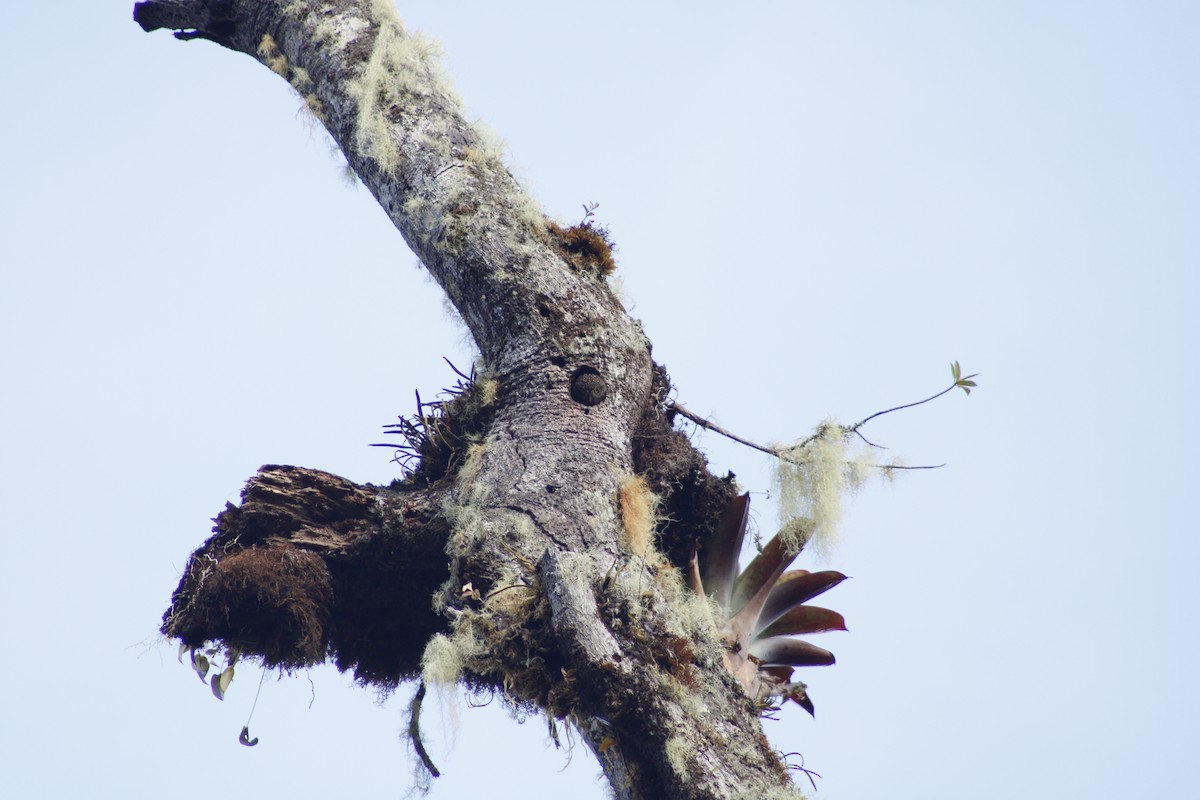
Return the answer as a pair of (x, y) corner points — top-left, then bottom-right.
(771, 420), (897, 560)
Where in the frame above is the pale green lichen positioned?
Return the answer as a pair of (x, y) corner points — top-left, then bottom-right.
(772, 420), (886, 560)
(421, 614), (491, 686)
(402, 195), (427, 216)
(290, 66), (312, 88)
(452, 442), (490, 505)
(476, 377), (498, 407)
(257, 34), (287, 72)
(461, 122), (508, 171)
(442, 497), (488, 554)
(342, 1), (456, 176)
(338, 6), (546, 254)
(664, 734), (692, 779)
(281, 0), (310, 19)
(421, 633), (467, 686)
(257, 34), (327, 123)
(483, 567), (536, 616)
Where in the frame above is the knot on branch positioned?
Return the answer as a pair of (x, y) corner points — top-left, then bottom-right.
(133, 0), (238, 46)
(569, 365), (608, 407)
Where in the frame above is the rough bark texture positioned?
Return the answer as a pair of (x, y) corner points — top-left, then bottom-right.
(137, 2), (804, 797)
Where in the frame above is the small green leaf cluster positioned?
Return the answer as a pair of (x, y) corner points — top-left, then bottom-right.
(177, 643), (261, 746)
(179, 643), (239, 702)
(950, 361), (979, 395)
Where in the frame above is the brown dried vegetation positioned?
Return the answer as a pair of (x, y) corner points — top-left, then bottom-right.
(168, 544), (333, 668)
(161, 467), (451, 685)
(545, 219), (618, 276)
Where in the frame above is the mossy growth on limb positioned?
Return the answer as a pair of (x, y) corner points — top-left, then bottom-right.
(133, 2), (977, 797)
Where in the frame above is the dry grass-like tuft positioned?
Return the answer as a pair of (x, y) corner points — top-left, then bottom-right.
(618, 474), (659, 558)
(546, 220), (618, 275)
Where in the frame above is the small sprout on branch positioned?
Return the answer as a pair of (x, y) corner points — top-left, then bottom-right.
(951, 360), (979, 395)
(580, 200), (600, 225)
(848, 359), (980, 433)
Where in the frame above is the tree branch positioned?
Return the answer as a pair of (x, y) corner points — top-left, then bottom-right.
(162, 465), (452, 684)
(138, 4), (813, 797)
(670, 402), (778, 458)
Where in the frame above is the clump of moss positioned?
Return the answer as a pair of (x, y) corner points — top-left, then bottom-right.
(546, 219), (617, 276)
(631, 364), (740, 569)
(165, 544), (334, 669)
(417, 574), (579, 718)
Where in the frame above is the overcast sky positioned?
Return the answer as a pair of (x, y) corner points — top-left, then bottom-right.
(2, 2), (1197, 798)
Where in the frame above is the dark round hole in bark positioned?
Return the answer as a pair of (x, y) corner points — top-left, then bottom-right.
(550, 355), (567, 368)
(569, 366), (607, 406)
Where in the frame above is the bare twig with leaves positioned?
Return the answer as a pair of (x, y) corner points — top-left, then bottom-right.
(671, 360), (979, 466)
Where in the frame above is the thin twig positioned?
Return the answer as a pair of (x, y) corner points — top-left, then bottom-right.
(851, 427), (885, 449)
(849, 383), (957, 432)
(244, 667), (268, 729)
(669, 401), (943, 470)
(485, 582), (533, 600)
(669, 402), (777, 457)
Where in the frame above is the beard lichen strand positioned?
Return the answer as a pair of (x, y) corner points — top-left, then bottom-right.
(275, 5), (641, 374)
(283, 0), (547, 288)
(336, 0), (546, 263)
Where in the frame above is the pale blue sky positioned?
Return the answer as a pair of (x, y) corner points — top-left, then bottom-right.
(2, 2), (1197, 798)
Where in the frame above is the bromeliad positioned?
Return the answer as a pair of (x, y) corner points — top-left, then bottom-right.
(691, 494), (846, 715)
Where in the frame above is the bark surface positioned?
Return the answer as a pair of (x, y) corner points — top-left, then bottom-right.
(137, 2), (805, 797)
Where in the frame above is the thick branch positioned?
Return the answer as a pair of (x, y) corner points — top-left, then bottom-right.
(133, 0), (236, 44)
(134, 0), (641, 380)
(163, 466), (451, 684)
(538, 551), (794, 800)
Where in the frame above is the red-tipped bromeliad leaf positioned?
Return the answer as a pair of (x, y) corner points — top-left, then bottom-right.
(756, 605), (847, 639)
(759, 570), (848, 632)
(747, 636), (836, 668)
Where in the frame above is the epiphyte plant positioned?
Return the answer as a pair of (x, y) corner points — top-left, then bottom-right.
(692, 494), (846, 715)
